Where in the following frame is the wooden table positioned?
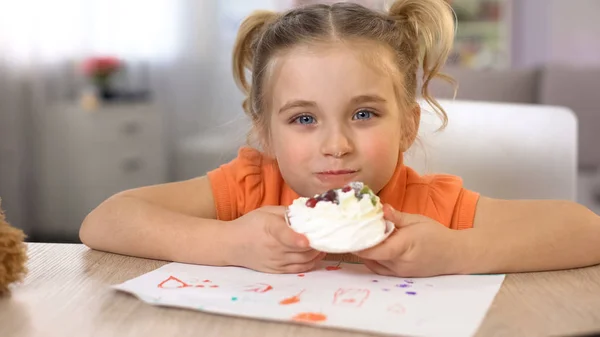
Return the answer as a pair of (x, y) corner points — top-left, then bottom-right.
(1, 243), (600, 337)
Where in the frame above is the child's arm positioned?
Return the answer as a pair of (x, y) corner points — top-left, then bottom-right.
(79, 176), (236, 265)
(79, 176), (320, 272)
(460, 198), (600, 273)
(356, 200), (600, 277)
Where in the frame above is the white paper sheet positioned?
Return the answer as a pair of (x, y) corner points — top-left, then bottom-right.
(113, 261), (505, 337)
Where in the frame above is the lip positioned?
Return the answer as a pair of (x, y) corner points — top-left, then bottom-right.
(314, 170), (359, 185)
(316, 169), (357, 175)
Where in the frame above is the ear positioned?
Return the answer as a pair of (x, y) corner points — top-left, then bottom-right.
(400, 104), (421, 152)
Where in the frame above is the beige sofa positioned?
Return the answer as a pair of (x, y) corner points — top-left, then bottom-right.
(428, 66), (600, 170)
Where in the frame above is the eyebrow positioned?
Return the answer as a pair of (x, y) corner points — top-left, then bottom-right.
(278, 95), (387, 114)
(350, 94), (387, 105)
(278, 100), (316, 114)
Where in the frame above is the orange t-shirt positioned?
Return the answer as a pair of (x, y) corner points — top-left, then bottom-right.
(208, 147), (480, 230)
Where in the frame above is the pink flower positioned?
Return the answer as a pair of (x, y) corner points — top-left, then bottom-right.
(82, 56), (122, 77)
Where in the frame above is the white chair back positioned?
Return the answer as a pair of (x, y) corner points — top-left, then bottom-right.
(406, 99), (578, 200)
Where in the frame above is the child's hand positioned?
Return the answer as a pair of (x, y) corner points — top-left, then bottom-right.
(230, 206), (326, 274)
(355, 205), (462, 278)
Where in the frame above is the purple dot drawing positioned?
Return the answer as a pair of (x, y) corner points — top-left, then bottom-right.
(396, 284), (410, 288)
(406, 291), (417, 295)
(404, 280), (414, 284)
(382, 288), (390, 292)
(372, 280), (379, 283)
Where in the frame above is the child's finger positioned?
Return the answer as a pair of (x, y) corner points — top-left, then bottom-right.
(261, 205), (287, 216)
(383, 204), (425, 229)
(362, 259), (395, 276)
(354, 232), (409, 261)
(283, 250), (323, 265)
(282, 254), (324, 274)
(267, 219), (309, 250)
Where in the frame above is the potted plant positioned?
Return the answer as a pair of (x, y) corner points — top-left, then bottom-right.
(82, 56), (122, 101)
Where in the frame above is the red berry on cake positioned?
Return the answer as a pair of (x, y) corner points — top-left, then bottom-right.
(305, 198), (318, 208)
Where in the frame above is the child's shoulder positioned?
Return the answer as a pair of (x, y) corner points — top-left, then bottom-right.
(404, 165), (476, 209)
(236, 146), (269, 162)
(207, 146), (278, 193)
(228, 146), (276, 170)
(384, 165), (479, 230)
(207, 147), (284, 220)
(404, 166), (466, 190)
(211, 146), (275, 176)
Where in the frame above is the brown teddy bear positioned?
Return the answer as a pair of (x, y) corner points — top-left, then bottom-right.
(0, 198), (27, 295)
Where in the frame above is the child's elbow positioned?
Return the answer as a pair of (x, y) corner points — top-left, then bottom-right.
(79, 206), (101, 248)
(79, 212), (95, 248)
(79, 194), (119, 248)
(572, 200), (600, 258)
(569, 200), (600, 223)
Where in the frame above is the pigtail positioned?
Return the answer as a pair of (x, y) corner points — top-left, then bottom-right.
(388, 0), (456, 129)
(232, 10), (278, 117)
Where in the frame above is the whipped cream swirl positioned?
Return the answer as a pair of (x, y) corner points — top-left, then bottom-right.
(287, 186), (388, 253)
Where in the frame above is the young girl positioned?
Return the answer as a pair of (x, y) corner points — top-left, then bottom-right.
(80, 0), (600, 277)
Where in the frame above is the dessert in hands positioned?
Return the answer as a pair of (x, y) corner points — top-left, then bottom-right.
(286, 182), (394, 253)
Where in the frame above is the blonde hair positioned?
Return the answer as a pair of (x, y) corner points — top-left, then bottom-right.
(232, 0), (455, 149)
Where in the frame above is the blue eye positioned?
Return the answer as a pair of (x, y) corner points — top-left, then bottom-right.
(293, 115), (316, 125)
(353, 110), (374, 120)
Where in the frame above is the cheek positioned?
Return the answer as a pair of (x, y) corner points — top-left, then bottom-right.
(356, 124), (401, 181)
(270, 125), (313, 167)
(359, 135), (399, 164)
(357, 128), (400, 193)
(360, 120), (401, 156)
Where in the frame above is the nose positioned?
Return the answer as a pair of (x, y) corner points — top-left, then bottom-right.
(320, 125), (354, 158)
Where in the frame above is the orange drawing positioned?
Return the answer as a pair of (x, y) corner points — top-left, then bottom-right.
(332, 288), (370, 307)
(157, 276), (220, 289)
(280, 290), (306, 305)
(387, 303), (406, 314)
(292, 312), (327, 323)
(158, 276), (190, 289)
(326, 262), (342, 271)
(244, 283), (273, 293)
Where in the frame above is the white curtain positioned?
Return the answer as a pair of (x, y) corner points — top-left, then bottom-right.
(0, 0), (182, 65)
(0, 0), (206, 235)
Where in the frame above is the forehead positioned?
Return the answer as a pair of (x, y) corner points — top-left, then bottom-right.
(267, 41), (399, 108)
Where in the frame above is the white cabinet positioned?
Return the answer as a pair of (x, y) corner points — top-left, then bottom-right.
(36, 103), (167, 242)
